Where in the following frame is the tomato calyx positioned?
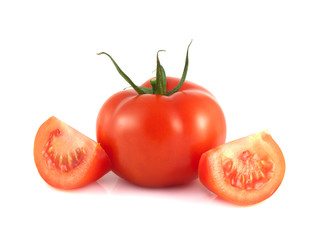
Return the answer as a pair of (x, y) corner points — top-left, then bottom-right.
(97, 41), (192, 96)
(154, 50), (167, 95)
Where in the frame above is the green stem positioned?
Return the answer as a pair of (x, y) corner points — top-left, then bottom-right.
(97, 52), (147, 94)
(166, 40), (192, 96)
(150, 78), (157, 93)
(98, 40), (192, 96)
(155, 50), (167, 95)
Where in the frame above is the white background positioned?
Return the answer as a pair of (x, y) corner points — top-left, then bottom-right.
(1, 0), (319, 239)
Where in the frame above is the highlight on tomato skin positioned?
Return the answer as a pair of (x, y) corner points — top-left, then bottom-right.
(198, 131), (286, 206)
(33, 116), (112, 190)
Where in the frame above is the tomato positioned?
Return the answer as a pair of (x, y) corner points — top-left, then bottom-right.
(198, 131), (286, 205)
(34, 116), (112, 189)
(96, 43), (226, 187)
(96, 77), (226, 187)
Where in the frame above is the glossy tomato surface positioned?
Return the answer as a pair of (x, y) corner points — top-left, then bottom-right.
(34, 116), (112, 189)
(199, 131), (285, 205)
(96, 77), (226, 187)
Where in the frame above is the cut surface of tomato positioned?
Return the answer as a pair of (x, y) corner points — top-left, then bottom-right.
(34, 116), (112, 189)
(198, 131), (285, 206)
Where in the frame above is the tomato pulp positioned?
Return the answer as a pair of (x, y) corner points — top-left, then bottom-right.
(34, 116), (112, 189)
(97, 77), (226, 187)
(198, 131), (285, 205)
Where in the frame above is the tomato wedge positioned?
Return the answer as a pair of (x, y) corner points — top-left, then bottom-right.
(198, 131), (285, 205)
(34, 116), (112, 189)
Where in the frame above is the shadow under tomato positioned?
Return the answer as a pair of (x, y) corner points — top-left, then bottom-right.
(95, 171), (235, 205)
(64, 171), (239, 207)
(48, 173), (119, 194)
(56, 181), (108, 194)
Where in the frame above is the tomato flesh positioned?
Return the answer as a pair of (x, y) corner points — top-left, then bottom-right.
(34, 116), (112, 189)
(223, 150), (275, 190)
(198, 131), (285, 205)
(42, 128), (87, 172)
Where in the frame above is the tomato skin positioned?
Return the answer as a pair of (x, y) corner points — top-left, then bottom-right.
(96, 77), (226, 187)
(34, 116), (112, 190)
(198, 131), (286, 205)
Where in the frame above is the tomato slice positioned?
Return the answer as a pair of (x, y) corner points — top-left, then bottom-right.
(34, 116), (112, 189)
(198, 131), (285, 205)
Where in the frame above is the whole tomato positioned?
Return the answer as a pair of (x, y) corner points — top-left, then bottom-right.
(96, 43), (226, 187)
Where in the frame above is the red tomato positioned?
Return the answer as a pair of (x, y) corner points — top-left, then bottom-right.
(96, 77), (226, 187)
(34, 116), (112, 189)
(198, 131), (286, 205)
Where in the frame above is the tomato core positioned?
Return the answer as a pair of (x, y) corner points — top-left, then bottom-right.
(222, 150), (275, 190)
(42, 129), (86, 172)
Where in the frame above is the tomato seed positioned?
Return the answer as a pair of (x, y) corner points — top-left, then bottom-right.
(222, 150), (275, 190)
(43, 129), (85, 172)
